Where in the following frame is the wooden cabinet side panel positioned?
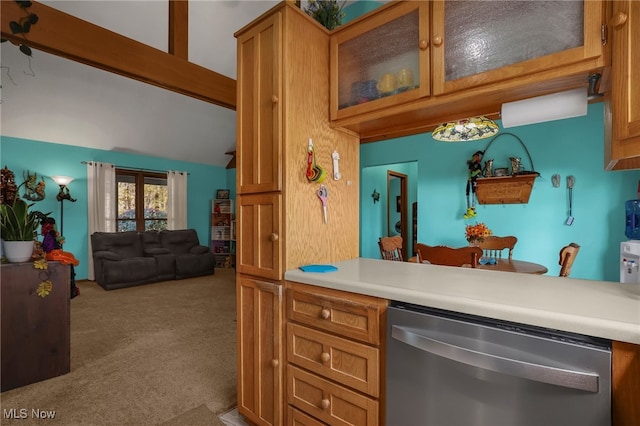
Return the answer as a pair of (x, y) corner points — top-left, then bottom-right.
(283, 10), (360, 272)
(612, 340), (640, 426)
(1, 262), (71, 391)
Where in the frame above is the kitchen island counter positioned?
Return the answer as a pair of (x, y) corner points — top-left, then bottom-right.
(285, 258), (640, 344)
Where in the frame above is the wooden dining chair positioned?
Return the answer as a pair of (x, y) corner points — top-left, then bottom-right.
(559, 242), (580, 277)
(478, 236), (518, 260)
(379, 236), (404, 261)
(415, 243), (483, 268)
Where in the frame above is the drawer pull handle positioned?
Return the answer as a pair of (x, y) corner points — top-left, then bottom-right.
(270, 233), (279, 242)
(321, 398), (330, 409)
(271, 359), (279, 368)
(271, 94), (279, 104)
(419, 39), (429, 50)
(432, 35), (443, 47)
(321, 352), (331, 363)
(321, 308), (330, 319)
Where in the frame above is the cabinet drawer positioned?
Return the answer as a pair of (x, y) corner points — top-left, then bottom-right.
(288, 406), (326, 426)
(287, 365), (378, 426)
(287, 323), (379, 397)
(286, 282), (385, 345)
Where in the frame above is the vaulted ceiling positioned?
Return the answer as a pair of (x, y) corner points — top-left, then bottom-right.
(1, 0), (285, 167)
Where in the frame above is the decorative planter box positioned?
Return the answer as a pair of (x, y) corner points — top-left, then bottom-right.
(475, 174), (536, 204)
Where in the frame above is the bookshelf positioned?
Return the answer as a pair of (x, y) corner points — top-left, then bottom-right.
(211, 198), (235, 268)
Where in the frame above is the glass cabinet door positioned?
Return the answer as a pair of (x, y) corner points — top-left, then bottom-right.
(432, 0), (604, 95)
(330, 1), (430, 121)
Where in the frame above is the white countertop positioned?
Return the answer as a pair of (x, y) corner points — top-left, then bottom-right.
(285, 258), (640, 345)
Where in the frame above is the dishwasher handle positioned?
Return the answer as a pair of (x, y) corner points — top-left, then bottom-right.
(392, 325), (599, 393)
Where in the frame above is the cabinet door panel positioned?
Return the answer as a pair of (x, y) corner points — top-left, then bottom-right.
(432, 0), (605, 95)
(607, 0), (640, 169)
(237, 193), (282, 280)
(237, 276), (283, 426)
(330, 1), (430, 120)
(237, 12), (282, 193)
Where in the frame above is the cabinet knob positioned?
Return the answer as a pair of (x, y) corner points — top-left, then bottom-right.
(321, 308), (330, 319)
(270, 233), (279, 242)
(610, 11), (627, 28)
(321, 398), (330, 410)
(419, 39), (429, 50)
(321, 352), (331, 363)
(271, 94), (279, 104)
(432, 35), (443, 47)
(271, 359), (279, 368)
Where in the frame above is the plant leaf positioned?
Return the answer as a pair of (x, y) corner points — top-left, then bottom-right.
(22, 21), (31, 33)
(28, 13), (38, 25)
(19, 44), (32, 56)
(9, 21), (23, 34)
(16, 1), (33, 8)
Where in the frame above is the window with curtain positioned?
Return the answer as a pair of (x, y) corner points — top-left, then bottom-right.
(115, 169), (168, 232)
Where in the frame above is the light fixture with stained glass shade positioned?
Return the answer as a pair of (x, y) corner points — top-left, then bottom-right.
(432, 116), (499, 142)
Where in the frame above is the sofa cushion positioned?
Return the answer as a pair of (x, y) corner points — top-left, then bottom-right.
(159, 229), (200, 255)
(91, 231), (144, 258)
(141, 231), (163, 250)
(101, 257), (156, 285)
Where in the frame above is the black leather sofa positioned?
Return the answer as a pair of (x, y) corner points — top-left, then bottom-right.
(90, 229), (215, 290)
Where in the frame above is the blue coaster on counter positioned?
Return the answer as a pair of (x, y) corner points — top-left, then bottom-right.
(299, 264), (338, 273)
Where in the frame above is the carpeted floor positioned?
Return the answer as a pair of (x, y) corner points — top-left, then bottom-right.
(0, 268), (237, 426)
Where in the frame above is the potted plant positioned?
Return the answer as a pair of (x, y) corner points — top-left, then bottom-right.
(0, 198), (48, 262)
(304, 0), (346, 30)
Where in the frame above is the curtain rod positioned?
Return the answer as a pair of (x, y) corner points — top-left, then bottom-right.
(81, 161), (189, 175)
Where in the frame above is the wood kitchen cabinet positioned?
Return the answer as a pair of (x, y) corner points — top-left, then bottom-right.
(331, 0), (608, 143)
(236, 12), (282, 194)
(236, 193), (282, 280)
(285, 281), (387, 425)
(237, 276), (284, 426)
(605, 0), (640, 171)
(235, 3), (360, 424)
(330, 1), (430, 121)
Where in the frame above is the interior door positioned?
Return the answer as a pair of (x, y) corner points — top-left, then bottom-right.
(388, 170), (408, 258)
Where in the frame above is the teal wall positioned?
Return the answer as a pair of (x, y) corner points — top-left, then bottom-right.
(361, 161), (418, 258)
(0, 136), (232, 280)
(360, 103), (640, 282)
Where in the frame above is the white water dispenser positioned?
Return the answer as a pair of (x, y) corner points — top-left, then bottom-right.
(620, 240), (640, 283)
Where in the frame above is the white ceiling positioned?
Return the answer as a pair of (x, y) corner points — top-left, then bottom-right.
(0, 0), (291, 167)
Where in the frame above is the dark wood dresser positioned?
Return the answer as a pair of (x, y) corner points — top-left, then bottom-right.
(1, 261), (70, 391)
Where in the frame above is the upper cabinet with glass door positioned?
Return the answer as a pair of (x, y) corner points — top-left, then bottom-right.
(432, 0), (606, 95)
(330, 1), (607, 139)
(329, 1), (430, 121)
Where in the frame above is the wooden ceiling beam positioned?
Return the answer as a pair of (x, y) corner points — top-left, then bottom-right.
(169, 0), (188, 60)
(0, 0), (236, 110)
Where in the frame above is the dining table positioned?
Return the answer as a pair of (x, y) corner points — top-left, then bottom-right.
(477, 258), (548, 275)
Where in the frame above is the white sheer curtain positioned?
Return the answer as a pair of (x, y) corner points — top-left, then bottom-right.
(167, 171), (188, 230)
(87, 161), (116, 280)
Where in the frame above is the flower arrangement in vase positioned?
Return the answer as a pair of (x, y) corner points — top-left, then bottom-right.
(465, 222), (492, 246)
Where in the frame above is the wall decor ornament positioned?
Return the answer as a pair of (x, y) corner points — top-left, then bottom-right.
(372, 189), (380, 204)
(21, 170), (46, 201)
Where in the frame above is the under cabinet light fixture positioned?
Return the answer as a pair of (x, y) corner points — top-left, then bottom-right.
(432, 116), (499, 142)
(501, 87), (588, 129)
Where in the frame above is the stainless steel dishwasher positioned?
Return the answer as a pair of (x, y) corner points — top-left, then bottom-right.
(386, 302), (612, 426)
